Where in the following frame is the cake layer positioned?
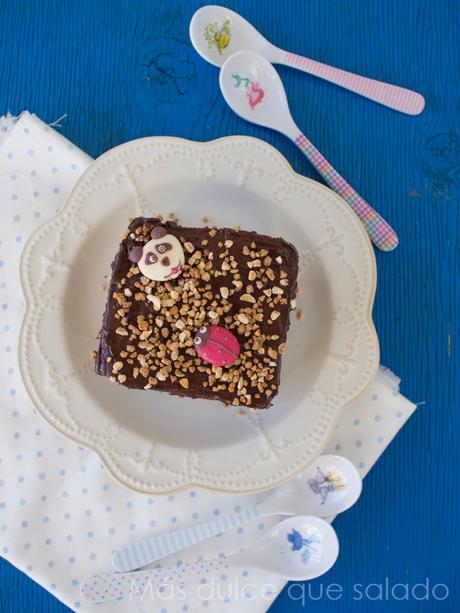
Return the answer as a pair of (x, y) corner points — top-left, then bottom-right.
(96, 217), (299, 409)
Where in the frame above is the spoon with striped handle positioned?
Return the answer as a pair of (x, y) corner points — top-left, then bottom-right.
(190, 5), (425, 115)
(82, 516), (339, 603)
(112, 455), (359, 572)
(220, 50), (398, 251)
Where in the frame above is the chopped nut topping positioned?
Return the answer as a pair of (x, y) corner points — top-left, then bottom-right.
(271, 311), (280, 321)
(240, 293), (256, 304)
(220, 287), (229, 299)
(147, 294), (161, 310)
(238, 313), (249, 325)
(184, 242), (195, 253)
(179, 378), (189, 389)
(116, 326), (128, 336)
(112, 361), (123, 372)
(296, 308), (304, 320)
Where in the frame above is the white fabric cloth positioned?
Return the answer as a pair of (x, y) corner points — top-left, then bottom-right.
(0, 112), (416, 612)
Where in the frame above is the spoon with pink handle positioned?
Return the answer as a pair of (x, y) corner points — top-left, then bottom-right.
(190, 5), (425, 115)
(219, 50), (398, 251)
(82, 516), (339, 603)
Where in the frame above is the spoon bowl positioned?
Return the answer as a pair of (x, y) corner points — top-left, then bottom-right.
(243, 515), (339, 580)
(273, 454), (363, 518)
(219, 49), (296, 136)
(190, 5), (278, 67)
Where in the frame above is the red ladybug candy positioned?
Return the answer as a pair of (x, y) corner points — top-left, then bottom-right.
(193, 325), (240, 367)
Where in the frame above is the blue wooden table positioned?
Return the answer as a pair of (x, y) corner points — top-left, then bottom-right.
(1, 0), (458, 611)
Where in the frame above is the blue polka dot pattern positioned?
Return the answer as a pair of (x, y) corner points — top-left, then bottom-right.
(0, 113), (415, 613)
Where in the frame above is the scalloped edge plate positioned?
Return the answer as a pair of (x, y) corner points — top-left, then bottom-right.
(19, 136), (379, 494)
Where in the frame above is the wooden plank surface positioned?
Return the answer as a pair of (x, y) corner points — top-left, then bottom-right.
(0, 0), (458, 611)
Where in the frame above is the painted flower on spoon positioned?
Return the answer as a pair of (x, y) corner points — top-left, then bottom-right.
(286, 528), (321, 565)
(307, 467), (346, 505)
(232, 73), (265, 109)
(204, 18), (232, 55)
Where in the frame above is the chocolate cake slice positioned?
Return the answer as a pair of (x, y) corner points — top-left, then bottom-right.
(95, 217), (299, 409)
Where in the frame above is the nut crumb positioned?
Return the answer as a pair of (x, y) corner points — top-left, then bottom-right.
(296, 308), (304, 320)
(147, 294), (161, 310)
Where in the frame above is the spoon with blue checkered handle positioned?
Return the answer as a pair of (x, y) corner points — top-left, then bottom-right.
(82, 516), (339, 603)
(111, 455), (360, 572)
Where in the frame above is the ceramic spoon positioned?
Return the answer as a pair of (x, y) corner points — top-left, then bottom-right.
(220, 50), (398, 251)
(112, 455), (359, 572)
(190, 5), (425, 115)
(82, 516), (339, 603)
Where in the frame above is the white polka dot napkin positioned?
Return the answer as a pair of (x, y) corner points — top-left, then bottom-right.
(0, 112), (416, 613)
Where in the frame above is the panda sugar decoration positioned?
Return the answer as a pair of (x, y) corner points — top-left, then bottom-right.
(128, 226), (185, 282)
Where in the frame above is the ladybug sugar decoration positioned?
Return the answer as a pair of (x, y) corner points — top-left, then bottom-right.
(128, 225), (185, 282)
(193, 325), (240, 367)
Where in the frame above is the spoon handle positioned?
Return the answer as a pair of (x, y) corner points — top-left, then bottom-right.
(293, 132), (398, 251)
(81, 558), (228, 603)
(281, 52), (425, 115)
(112, 504), (261, 572)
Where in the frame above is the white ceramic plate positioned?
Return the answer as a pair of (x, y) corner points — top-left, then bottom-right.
(19, 136), (379, 494)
